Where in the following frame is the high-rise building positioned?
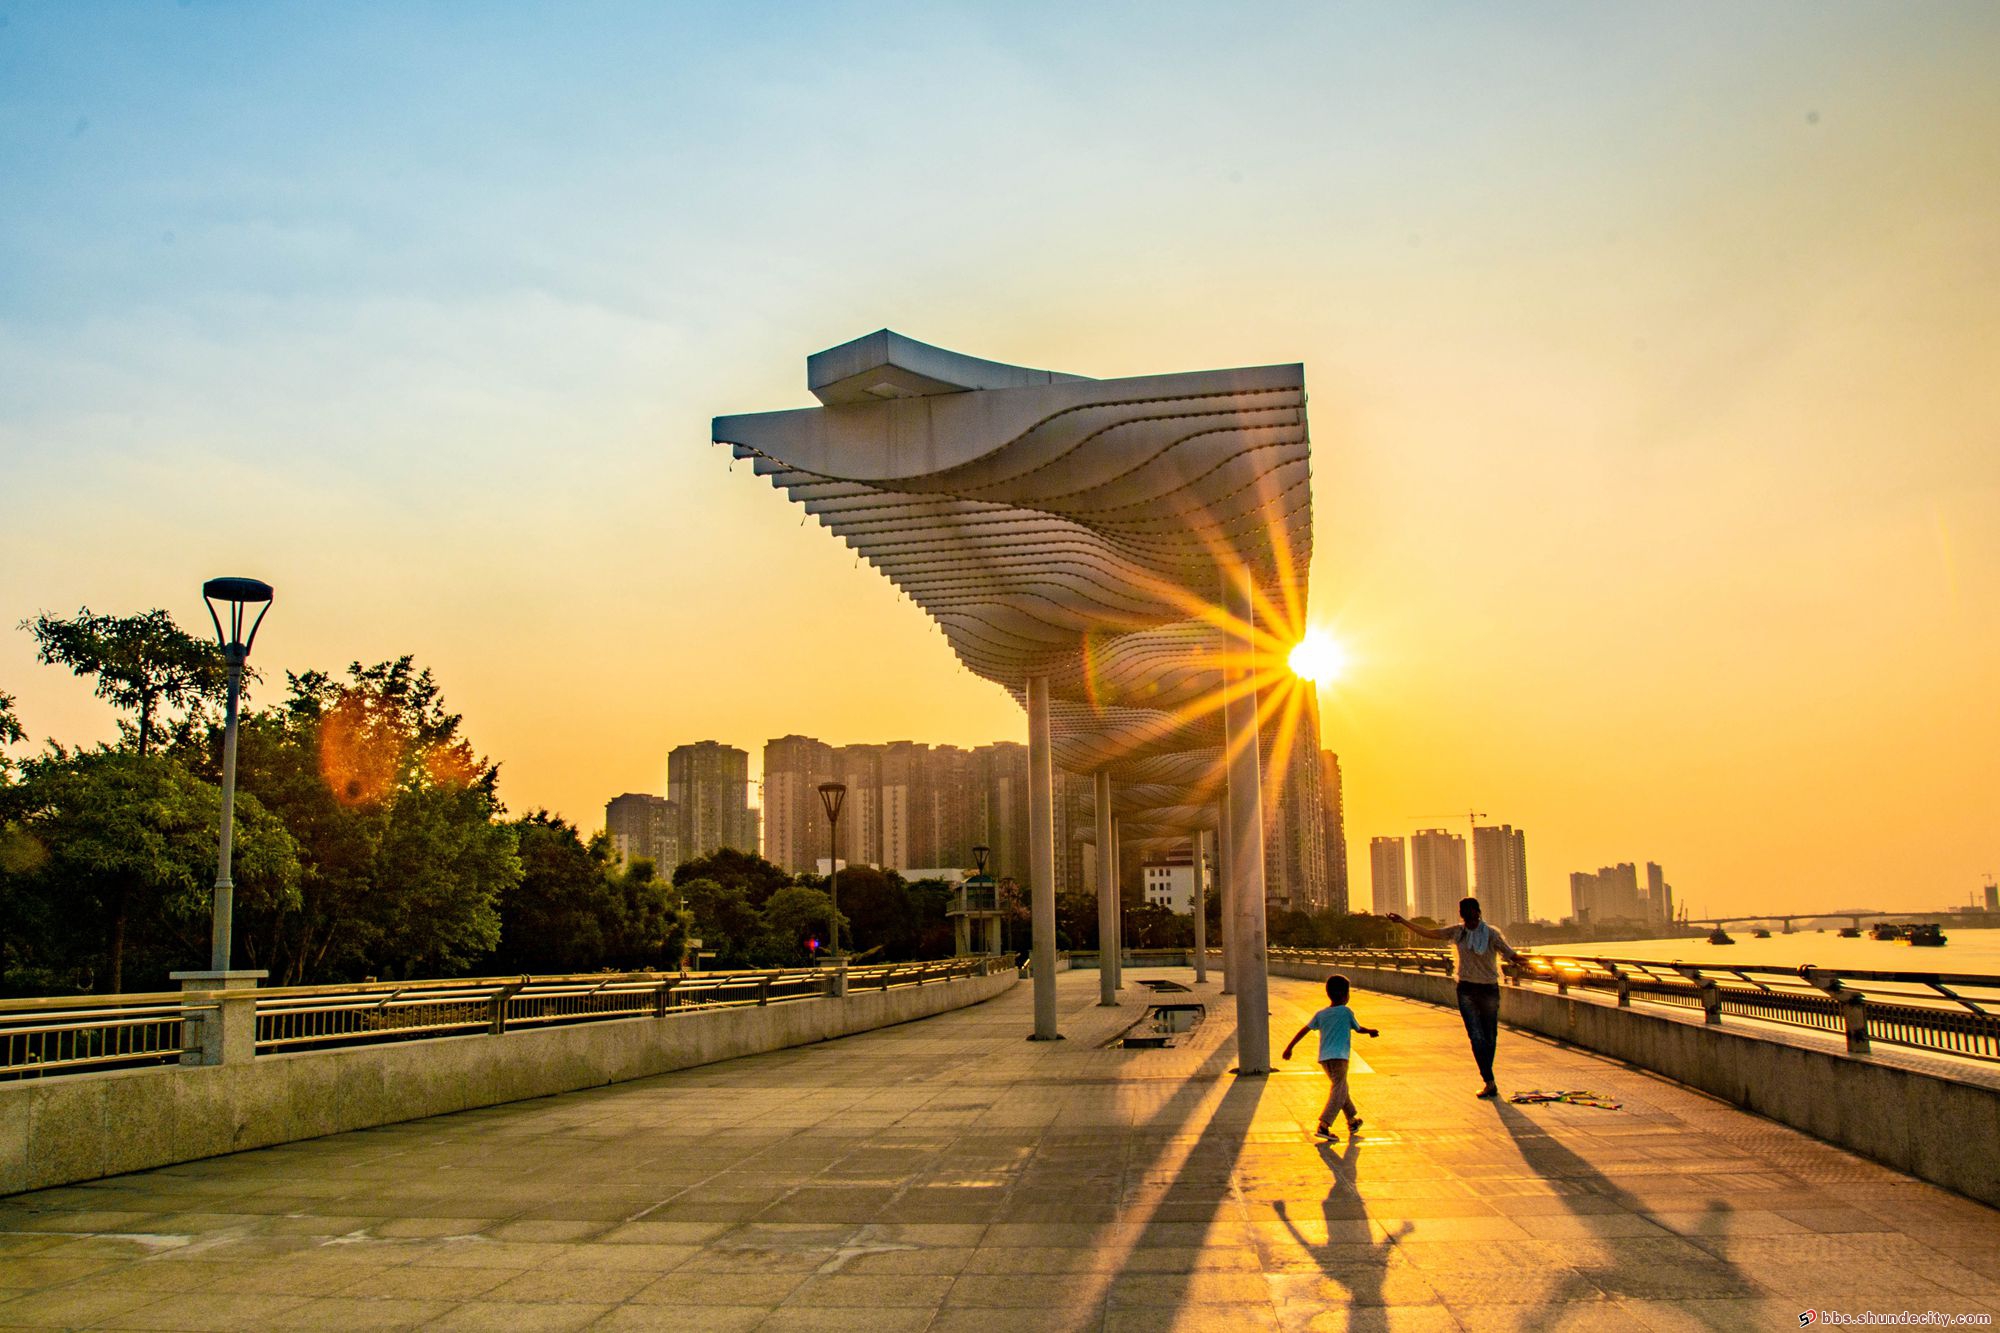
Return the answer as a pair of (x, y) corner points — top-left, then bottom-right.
(833, 743), (885, 866)
(1569, 861), (1644, 922)
(1369, 836), (1408, 916)
(1986, 881), (1999, 913)
(666, 741), (755, 862)
(1472, 824), (1529, 927)
(1645, 862), (1673, 925)
(974, 742), (1031, 890)
(604, 793), (679, 873)
(763, 735), (836, 873)
(1410, 828), (1468, 922)
(1321, 750), (1349, 914)
(1260, 692), (1336, 914)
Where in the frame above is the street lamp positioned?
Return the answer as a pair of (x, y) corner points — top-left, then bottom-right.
(817, 782), (847, 994)
(202, 577), (272, 974)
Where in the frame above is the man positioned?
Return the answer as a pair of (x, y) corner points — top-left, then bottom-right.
(1387, 897), (1523, 1098)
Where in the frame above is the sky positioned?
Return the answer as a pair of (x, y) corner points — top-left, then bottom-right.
(2, 1), (1995, 919)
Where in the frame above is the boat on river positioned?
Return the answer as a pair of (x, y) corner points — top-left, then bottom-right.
(1707, 928), (1735, 945)
(1838, 926), (1862, 938)
(1871, 922), (1905, 941)
(1753, 928), (1772, 938)
(1907, 923), (1947, 947)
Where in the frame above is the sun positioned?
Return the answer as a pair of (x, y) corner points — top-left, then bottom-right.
(1287, 629), (1349, 683)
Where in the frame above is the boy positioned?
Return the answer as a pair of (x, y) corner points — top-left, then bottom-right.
(1282, 974), (1380, 1137)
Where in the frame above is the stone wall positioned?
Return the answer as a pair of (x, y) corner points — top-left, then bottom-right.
(1268, 957), (2000, 1207)
(1, 969), (1017, 1196)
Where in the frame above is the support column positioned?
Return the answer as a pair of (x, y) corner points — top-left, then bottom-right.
(1222, 567), (1272, 1074)
(1094, 770), (1118, 1006)
(1027, 674), (1061, 1040)
(983, 916), (1002, 955)
(953, 916), (970, 956)
(1217, 800), (1235, 995)
(1110, 816), (1124, 991)
(1192, 828), (1209, 983)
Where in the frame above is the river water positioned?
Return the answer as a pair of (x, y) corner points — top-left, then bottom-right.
(1522, 927), (2000, 975)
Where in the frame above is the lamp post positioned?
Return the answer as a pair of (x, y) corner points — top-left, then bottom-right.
(971, 844), (991, 955)
(202, 577), (272, 974)
(817, 782), (847, 995)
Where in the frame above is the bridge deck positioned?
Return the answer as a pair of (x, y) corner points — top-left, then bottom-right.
(1, 969), (1995, 1331)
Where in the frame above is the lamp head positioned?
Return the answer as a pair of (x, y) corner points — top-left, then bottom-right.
(202, 576), (274, 659)
(972, 844), (990, 875)
(817, 781), (847, 822)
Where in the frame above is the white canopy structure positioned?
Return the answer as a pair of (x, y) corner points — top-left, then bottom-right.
(715, 331), (1315, 1064)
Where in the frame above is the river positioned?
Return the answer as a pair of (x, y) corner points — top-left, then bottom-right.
(1522, 926), (2000, 974)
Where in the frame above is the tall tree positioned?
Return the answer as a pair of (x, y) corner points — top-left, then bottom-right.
(22, 610), (229, 758)
(1, 750), (299, 992)
(0, 689), (23, 749)
(208, 658), (520, 982)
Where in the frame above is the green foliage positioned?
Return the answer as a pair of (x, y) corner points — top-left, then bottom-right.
(493, 816), (687, 974)
(203, 659), (519, 983)
(759, 884), (844, 964)
(0, 750), (298, 993)
(0, 689), (24, 749)
(678, 876), (759, 969)
(823, 866), (915, 960)
(21, 609), (230, 758)
(672, 847), (792, 907)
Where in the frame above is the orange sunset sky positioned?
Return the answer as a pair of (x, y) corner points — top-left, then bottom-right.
(1, 3), (1994, 919)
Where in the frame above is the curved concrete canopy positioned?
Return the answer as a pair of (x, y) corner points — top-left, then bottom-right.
(715, 332), (1312, 831)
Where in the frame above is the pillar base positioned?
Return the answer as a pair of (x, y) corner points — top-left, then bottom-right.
(171, 970), (266, 1067)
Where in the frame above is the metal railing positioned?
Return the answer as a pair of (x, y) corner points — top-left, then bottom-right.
(0, 955), (1011, 1080)
(0, 992), (187, 1079)
(1272, 947), (2000, 1064)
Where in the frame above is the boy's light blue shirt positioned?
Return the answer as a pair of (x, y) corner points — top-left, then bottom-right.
(1308, 1004), (1360, 1060)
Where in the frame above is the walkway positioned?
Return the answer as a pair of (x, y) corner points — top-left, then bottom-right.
(1, 970), (1995, 1331)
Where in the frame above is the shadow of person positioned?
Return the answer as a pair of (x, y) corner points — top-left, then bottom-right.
(1270, 1133), (1418, 1318)
(1491, 1097), (1760, 1328)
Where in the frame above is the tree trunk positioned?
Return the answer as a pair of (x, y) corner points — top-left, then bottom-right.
(108, 882), (128, 994)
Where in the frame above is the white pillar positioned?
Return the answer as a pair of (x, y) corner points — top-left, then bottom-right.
(1027, 674), (1060, 1040)
(1223, 568), (1272, 1073)
(1094, 770), (1118, 1006)
(1217, 800), (1235, 995)
(1192, 828), (1209, 983)
(1109, 815), (1124, 991)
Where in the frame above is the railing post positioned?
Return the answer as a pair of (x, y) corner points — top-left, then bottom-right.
(654, 980), (676, 1017)
(1842, 991), (1870, 1053)
(1802, 966), (1869, 1054)
(1605, 962), (1630, 1007)
(1700, 981), (1722, 1025)
(171, 970), (266, 1066)
(758, 975), (772, 1006)
(489, 980), (526, 1036)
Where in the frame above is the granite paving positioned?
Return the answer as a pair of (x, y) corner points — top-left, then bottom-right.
(1, 968), (1996, 1331)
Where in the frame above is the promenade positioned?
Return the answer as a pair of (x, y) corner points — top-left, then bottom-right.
(1, 969), (1995, 1332)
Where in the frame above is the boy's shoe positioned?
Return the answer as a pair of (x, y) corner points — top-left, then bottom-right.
(1346, 1117), (1364, 1134)
(1476, 1084), (1499, 1099)
(1313, 1122), (1334, 1137)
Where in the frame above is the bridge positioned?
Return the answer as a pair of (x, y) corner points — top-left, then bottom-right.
(1681, 908), (1972, 932)
(2, 969), (1995, 1329)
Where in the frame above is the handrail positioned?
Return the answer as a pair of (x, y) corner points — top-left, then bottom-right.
(1273, 947), (2000, 1063)
(0, 955), (1012, 1081)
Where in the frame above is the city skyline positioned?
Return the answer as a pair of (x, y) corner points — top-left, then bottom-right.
(2, 4), (1995, 917)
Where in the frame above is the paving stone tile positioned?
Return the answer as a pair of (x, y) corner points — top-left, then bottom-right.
(0, 971), (1992, 1333)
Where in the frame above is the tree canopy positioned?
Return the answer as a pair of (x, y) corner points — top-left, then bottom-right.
(21, 609), (229, 757)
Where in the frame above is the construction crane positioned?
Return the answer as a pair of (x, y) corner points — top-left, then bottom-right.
(1409, 809), (1487, 837)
